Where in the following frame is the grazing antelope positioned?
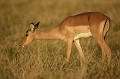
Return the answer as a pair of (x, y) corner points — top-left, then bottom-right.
(19, 12), (111, 64)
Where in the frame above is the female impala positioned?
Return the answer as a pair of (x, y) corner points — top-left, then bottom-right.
(19, 12), (111, 64)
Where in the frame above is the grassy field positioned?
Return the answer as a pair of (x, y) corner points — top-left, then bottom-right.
(0, 0), (120, 79)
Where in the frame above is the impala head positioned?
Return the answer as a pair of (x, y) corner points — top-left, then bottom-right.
(19, 22), (40, 47)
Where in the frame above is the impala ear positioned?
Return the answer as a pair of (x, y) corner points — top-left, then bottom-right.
(34, 22), (40, 29)
(30, 22), (35, 32)
(30, 22), (40, 32)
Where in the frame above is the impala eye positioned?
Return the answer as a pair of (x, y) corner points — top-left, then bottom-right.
(25, 34), (28, 36)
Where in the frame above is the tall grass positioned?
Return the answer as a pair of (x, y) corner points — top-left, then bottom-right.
(0, 0), (120, 79)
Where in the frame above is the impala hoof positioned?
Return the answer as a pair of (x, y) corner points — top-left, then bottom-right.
(65, 58), (69, 63)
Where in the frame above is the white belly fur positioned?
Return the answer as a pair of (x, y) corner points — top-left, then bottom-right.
(74, 31), (92, 40)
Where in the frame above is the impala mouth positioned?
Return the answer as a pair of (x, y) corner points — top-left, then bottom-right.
(19, 44), (25, 48)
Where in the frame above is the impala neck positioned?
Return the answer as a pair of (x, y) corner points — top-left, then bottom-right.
(35, 27), (64, 40)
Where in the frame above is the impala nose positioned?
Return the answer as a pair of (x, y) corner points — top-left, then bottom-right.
(19, 42), (23, 47)
(19, 44), (22, 46)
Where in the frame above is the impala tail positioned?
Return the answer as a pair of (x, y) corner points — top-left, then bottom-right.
(103, 18), (111, 38)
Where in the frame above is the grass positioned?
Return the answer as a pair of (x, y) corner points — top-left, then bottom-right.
(0, 0), (120, 79)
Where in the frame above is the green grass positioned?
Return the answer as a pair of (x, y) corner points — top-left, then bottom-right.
(0, 0), (120, 79)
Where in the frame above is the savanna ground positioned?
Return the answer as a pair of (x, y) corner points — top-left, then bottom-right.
(0, 0), (120, 79)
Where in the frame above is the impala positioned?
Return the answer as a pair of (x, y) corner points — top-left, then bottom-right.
(19, 12), (111, 64)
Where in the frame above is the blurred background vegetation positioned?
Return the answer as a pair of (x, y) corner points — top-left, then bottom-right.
(0, 0), (120, 79)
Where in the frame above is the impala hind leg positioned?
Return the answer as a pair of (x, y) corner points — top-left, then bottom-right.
(90, 20), (111, 64)
(93, 35), (111, 64)
(74, 39), (85, 63)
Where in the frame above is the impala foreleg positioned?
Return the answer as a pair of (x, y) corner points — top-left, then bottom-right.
(65, 39), (73, 62)
(74, 39), (85, 62)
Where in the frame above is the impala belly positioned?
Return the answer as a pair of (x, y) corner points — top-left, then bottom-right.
(72, 25), (92, 40)
(74, 31), (92, 40)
